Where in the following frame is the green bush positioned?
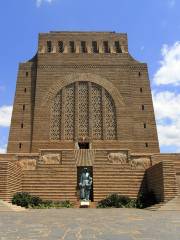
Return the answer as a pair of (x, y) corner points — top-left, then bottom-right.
(97, 192), (158, 209)
(58, 200), (72, 208)
(97, 194), (136, 208)
(31, 200), (73, 209)
(30, 195), (43, 207)
(12, 192), (73, 208)
(12, 192), (32, 208)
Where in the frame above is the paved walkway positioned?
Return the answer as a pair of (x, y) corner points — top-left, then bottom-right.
(0, 208), (180, 240)
(0, 200), (26, 212)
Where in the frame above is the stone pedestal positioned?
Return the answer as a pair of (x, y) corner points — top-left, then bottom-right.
(80, 201), (90, 208)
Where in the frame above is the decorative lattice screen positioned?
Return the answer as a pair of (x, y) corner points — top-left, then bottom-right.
(50, 82), (117, 140)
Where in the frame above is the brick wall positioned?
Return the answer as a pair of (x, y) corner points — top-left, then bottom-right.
(0, 159), (22, 202)
(146, 162), (164, 202)
(7, 31), (159, 154)
(147, 157), (179, 202)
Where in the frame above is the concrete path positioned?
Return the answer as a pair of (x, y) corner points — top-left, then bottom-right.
(0, 200), (26, 212)
(0, 208), (180, 239)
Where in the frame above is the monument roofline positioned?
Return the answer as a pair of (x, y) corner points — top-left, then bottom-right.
(39, 31), (127, 35)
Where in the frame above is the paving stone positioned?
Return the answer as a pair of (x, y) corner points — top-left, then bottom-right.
(0, 209), (180, 240)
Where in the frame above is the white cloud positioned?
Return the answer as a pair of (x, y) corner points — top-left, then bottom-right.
(0, 144), (7, 154)
(153, 91), (180, 151)
(36, 0), (55, 7)
(0, 105), (13, 127)
(153, 42), (180, 85)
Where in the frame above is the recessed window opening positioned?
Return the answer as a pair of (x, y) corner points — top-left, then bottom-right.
(78, 142), (89, 149)
(145, 142), (148, 148)
(92, 41), (99, 53)
(140, 88), (143, 93)
(24, 88), (27, 93)
(144, 123), (147, 128)
(69, 41), (75, 53)
(26, 72), (29, 77)
(23, 104), (25, 111)
(139, 72), (141, 77)
(81, 41), (87, 53)
(142, 105), (145, 110)
(21, 123), (24, 128)
(115, 41), (122, 53)
(103, 41), (110, 53)
(47, 41), (52, 53)
(19, 143), (22, 149)
(58, 41), (64, 53)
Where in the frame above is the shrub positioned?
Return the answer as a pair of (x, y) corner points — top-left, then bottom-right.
(12, 192), (43, 208)
(58, 200), (72, 208)
(30, 195), (43, 207)
(97, 194), (136, 208)
(12, 193), (74, 208)
(12, 192), (32, 208)
(30, 200), (73, 209)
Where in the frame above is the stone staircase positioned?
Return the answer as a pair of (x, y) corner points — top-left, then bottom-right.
(93, 151), (146, 202)
(173, 156), (180, 174)
(158, 195), (180, 211)
(22, 151), (77, 201)
(147, 168), (180, 211)
(0, 159), (22, 202)
(0, 161), (8, 201)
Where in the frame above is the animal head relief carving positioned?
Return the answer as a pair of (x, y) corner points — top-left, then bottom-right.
(41, 154), (62, 164)
(18, 159), (37, 170)
(130, 158), (151, 169)
(107, 152), (127, 164)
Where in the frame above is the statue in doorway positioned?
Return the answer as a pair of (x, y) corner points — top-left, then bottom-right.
(79, 168), (92, 201)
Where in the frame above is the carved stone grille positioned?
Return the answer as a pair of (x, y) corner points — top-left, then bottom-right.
(105, 92), (117, 139)
(50, 93), (61, 140)
(91, 83), (103, 139)
(78, 82), (89, 138)
(50, 81), (117, 140)
(64, 84), (75, 140)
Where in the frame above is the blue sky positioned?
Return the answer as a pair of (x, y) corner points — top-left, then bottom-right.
(0, 0), (180, 153)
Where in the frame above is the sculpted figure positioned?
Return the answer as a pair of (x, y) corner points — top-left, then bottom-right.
(108, 152), (127, 164)
(130, 158), (150, 169)
(19, 159), (36, 170)
(79, 168), (92, 201)
(41, 154), (61, 164)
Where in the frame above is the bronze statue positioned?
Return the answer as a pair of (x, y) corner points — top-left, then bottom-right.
(79, 168), (92, 201)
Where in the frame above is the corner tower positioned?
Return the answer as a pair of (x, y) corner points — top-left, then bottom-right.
(8, 31), (159, 153)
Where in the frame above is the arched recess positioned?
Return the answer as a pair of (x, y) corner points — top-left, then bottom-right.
(42, 73), (126, 140)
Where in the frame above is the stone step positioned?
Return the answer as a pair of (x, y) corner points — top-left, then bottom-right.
(145, 203), (164, 211)
(0, 200), (26, 212)
(146, 195), (180, 211)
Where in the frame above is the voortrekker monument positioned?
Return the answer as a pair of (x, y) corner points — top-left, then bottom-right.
(0, 31), (180, 205)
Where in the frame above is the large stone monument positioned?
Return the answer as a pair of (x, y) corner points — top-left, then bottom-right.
(0, 31), (179, 204)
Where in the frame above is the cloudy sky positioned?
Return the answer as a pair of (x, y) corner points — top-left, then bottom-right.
(0, 0), (180, 153)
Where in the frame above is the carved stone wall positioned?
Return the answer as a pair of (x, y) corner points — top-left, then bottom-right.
(7, 32), (160, 153)
(92, 83), (103, 139)
(50, 81), (117, 141)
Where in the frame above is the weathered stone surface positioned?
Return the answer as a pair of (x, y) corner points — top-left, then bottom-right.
(0, 209), (180, 239)
(40, 153), (62, 165)
(18, 159), (36, 170)
(0, 31), (180, 203)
